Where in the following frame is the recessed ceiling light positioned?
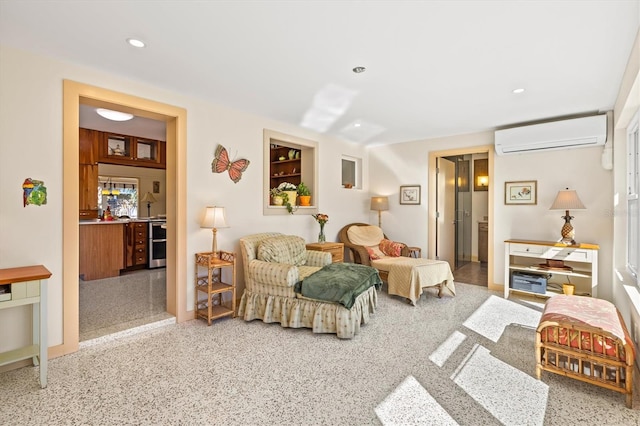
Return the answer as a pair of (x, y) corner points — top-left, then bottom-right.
(512, 88), (525, 94)
(126, 38), (146, 48)
(354, 122), (361, 127)
(352, 66), (366, 73)
(96, 108), (134, 121)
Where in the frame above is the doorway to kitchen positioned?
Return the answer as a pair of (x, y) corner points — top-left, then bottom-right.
(78, 108), (171, 342)
(60, 80), (188, 358)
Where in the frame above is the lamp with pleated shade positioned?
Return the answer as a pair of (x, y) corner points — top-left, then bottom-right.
(549, 188), (586, 245)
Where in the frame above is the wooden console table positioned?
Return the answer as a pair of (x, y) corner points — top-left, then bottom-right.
(0, 265), (51, 388)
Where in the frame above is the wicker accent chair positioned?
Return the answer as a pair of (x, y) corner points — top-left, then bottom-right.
(338, 223), (410, 281)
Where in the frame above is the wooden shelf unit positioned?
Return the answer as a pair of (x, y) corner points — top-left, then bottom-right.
(269, 145), (301, 194)
(194, 251), (236, 325)
(504, 239), (598, 299)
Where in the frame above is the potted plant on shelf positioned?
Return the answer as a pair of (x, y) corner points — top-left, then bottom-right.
(270, 187), (284, 206)
(277, 182), (298, 214)
(297, 182), (311, 206)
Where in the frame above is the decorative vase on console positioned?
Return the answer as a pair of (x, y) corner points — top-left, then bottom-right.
(318, 223), (326, 243)
(313, 213), (329, 244)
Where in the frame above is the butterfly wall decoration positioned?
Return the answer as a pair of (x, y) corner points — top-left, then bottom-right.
(211, 144), (250, 183)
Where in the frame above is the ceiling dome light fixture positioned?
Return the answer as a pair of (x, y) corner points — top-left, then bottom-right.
(96, 108), (134, 121)
(126, 38), (146, 48)
(352, 66), (366, 73)
(512, 88), (525, 94)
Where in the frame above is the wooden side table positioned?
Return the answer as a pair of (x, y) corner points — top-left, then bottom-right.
(0, 265), (51, 388)
(195, 251), (236, 325)
(408, 246), (422, 258)
(306, 242), (344, 263)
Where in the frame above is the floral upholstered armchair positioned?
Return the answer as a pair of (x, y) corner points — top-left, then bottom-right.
(237, 232), (378, 338)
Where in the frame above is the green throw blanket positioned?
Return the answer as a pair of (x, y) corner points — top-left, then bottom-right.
(294, 263), (382, 309)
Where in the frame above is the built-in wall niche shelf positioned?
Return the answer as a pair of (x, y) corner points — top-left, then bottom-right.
(263, 129), (318, 216)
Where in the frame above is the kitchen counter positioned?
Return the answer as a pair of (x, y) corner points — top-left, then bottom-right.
(79, 218), (148, 225)
(79, 217), (164, 225)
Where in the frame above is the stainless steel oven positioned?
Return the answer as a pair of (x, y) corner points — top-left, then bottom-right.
(148, 220), (166, 268)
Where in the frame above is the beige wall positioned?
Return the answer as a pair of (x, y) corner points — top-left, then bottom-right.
(612, 28), (640, 356)
(0, 44), (370, 354)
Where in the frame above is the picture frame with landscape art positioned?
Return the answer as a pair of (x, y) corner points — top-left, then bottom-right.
(400, 185), (421, 205)
(505, 180), (537, 205)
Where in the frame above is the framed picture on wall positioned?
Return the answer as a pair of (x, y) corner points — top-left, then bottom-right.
(400, 185), (421, 205)
(505, 180), (537, 205)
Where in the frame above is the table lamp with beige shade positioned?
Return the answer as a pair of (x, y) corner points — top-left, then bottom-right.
(549, 188), (586, 245)
(201, 206), (229, 257)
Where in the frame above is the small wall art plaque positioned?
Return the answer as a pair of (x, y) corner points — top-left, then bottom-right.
(22, 178), (47, 206)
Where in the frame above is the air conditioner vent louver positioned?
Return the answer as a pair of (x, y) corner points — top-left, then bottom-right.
(495, 115), (607, 156)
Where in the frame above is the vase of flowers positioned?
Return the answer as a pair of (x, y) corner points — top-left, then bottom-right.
(313, 213), (329, 243)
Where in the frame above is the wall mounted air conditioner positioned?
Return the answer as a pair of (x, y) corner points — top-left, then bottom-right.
(494, 114), (607, 156)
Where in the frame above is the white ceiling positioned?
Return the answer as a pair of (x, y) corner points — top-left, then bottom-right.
(1, 1), (639, 145)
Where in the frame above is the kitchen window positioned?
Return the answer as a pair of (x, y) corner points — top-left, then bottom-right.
(98, 176), (139, 218)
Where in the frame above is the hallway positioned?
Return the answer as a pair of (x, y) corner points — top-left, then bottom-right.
(453, 261), (487, 286)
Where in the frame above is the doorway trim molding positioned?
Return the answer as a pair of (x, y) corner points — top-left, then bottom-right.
(56, 80), (188, 358)
(428, 145), (498, 291)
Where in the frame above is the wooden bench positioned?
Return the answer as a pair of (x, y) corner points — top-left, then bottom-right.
(536, 295), (635, 408)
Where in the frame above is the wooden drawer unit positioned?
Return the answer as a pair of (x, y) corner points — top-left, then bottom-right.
(125, 222), (148, 268)
(306, 242), (344, 263)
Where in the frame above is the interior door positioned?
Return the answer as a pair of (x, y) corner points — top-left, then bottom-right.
(436, 157), (456, 268)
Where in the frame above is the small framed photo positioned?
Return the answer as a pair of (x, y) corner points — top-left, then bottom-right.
(400, 185), (421, 205)
(505, 180), (537, 205)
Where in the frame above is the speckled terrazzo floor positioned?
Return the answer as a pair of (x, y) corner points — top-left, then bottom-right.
(2, 282), (640, 425)
(79, 268), (173, 341)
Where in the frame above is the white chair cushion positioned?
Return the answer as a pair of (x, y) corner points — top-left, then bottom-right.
(347, 225), (384, 247)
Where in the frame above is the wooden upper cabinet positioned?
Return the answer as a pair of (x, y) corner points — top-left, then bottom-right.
(79, 128), (99, 165)
(98, 132), (165, 169)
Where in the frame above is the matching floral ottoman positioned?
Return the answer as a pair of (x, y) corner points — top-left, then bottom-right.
(536, 295), (635, 408)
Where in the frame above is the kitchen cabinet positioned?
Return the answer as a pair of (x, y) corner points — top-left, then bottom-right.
(79, 128), (99, 165)
(79, 128), (100, 219)
(125, 222), (147, 269)
(79, 223), (125, 281)
(98, 132), (166, 169)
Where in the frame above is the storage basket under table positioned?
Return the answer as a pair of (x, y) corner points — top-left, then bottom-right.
(535, 295), (635, 408)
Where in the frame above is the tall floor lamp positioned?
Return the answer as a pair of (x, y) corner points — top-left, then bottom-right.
(140, 192), (157, 218)
(549, 188), (586, 245)
(201, 206), (229, 257)
(370, 196), (389, 228)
